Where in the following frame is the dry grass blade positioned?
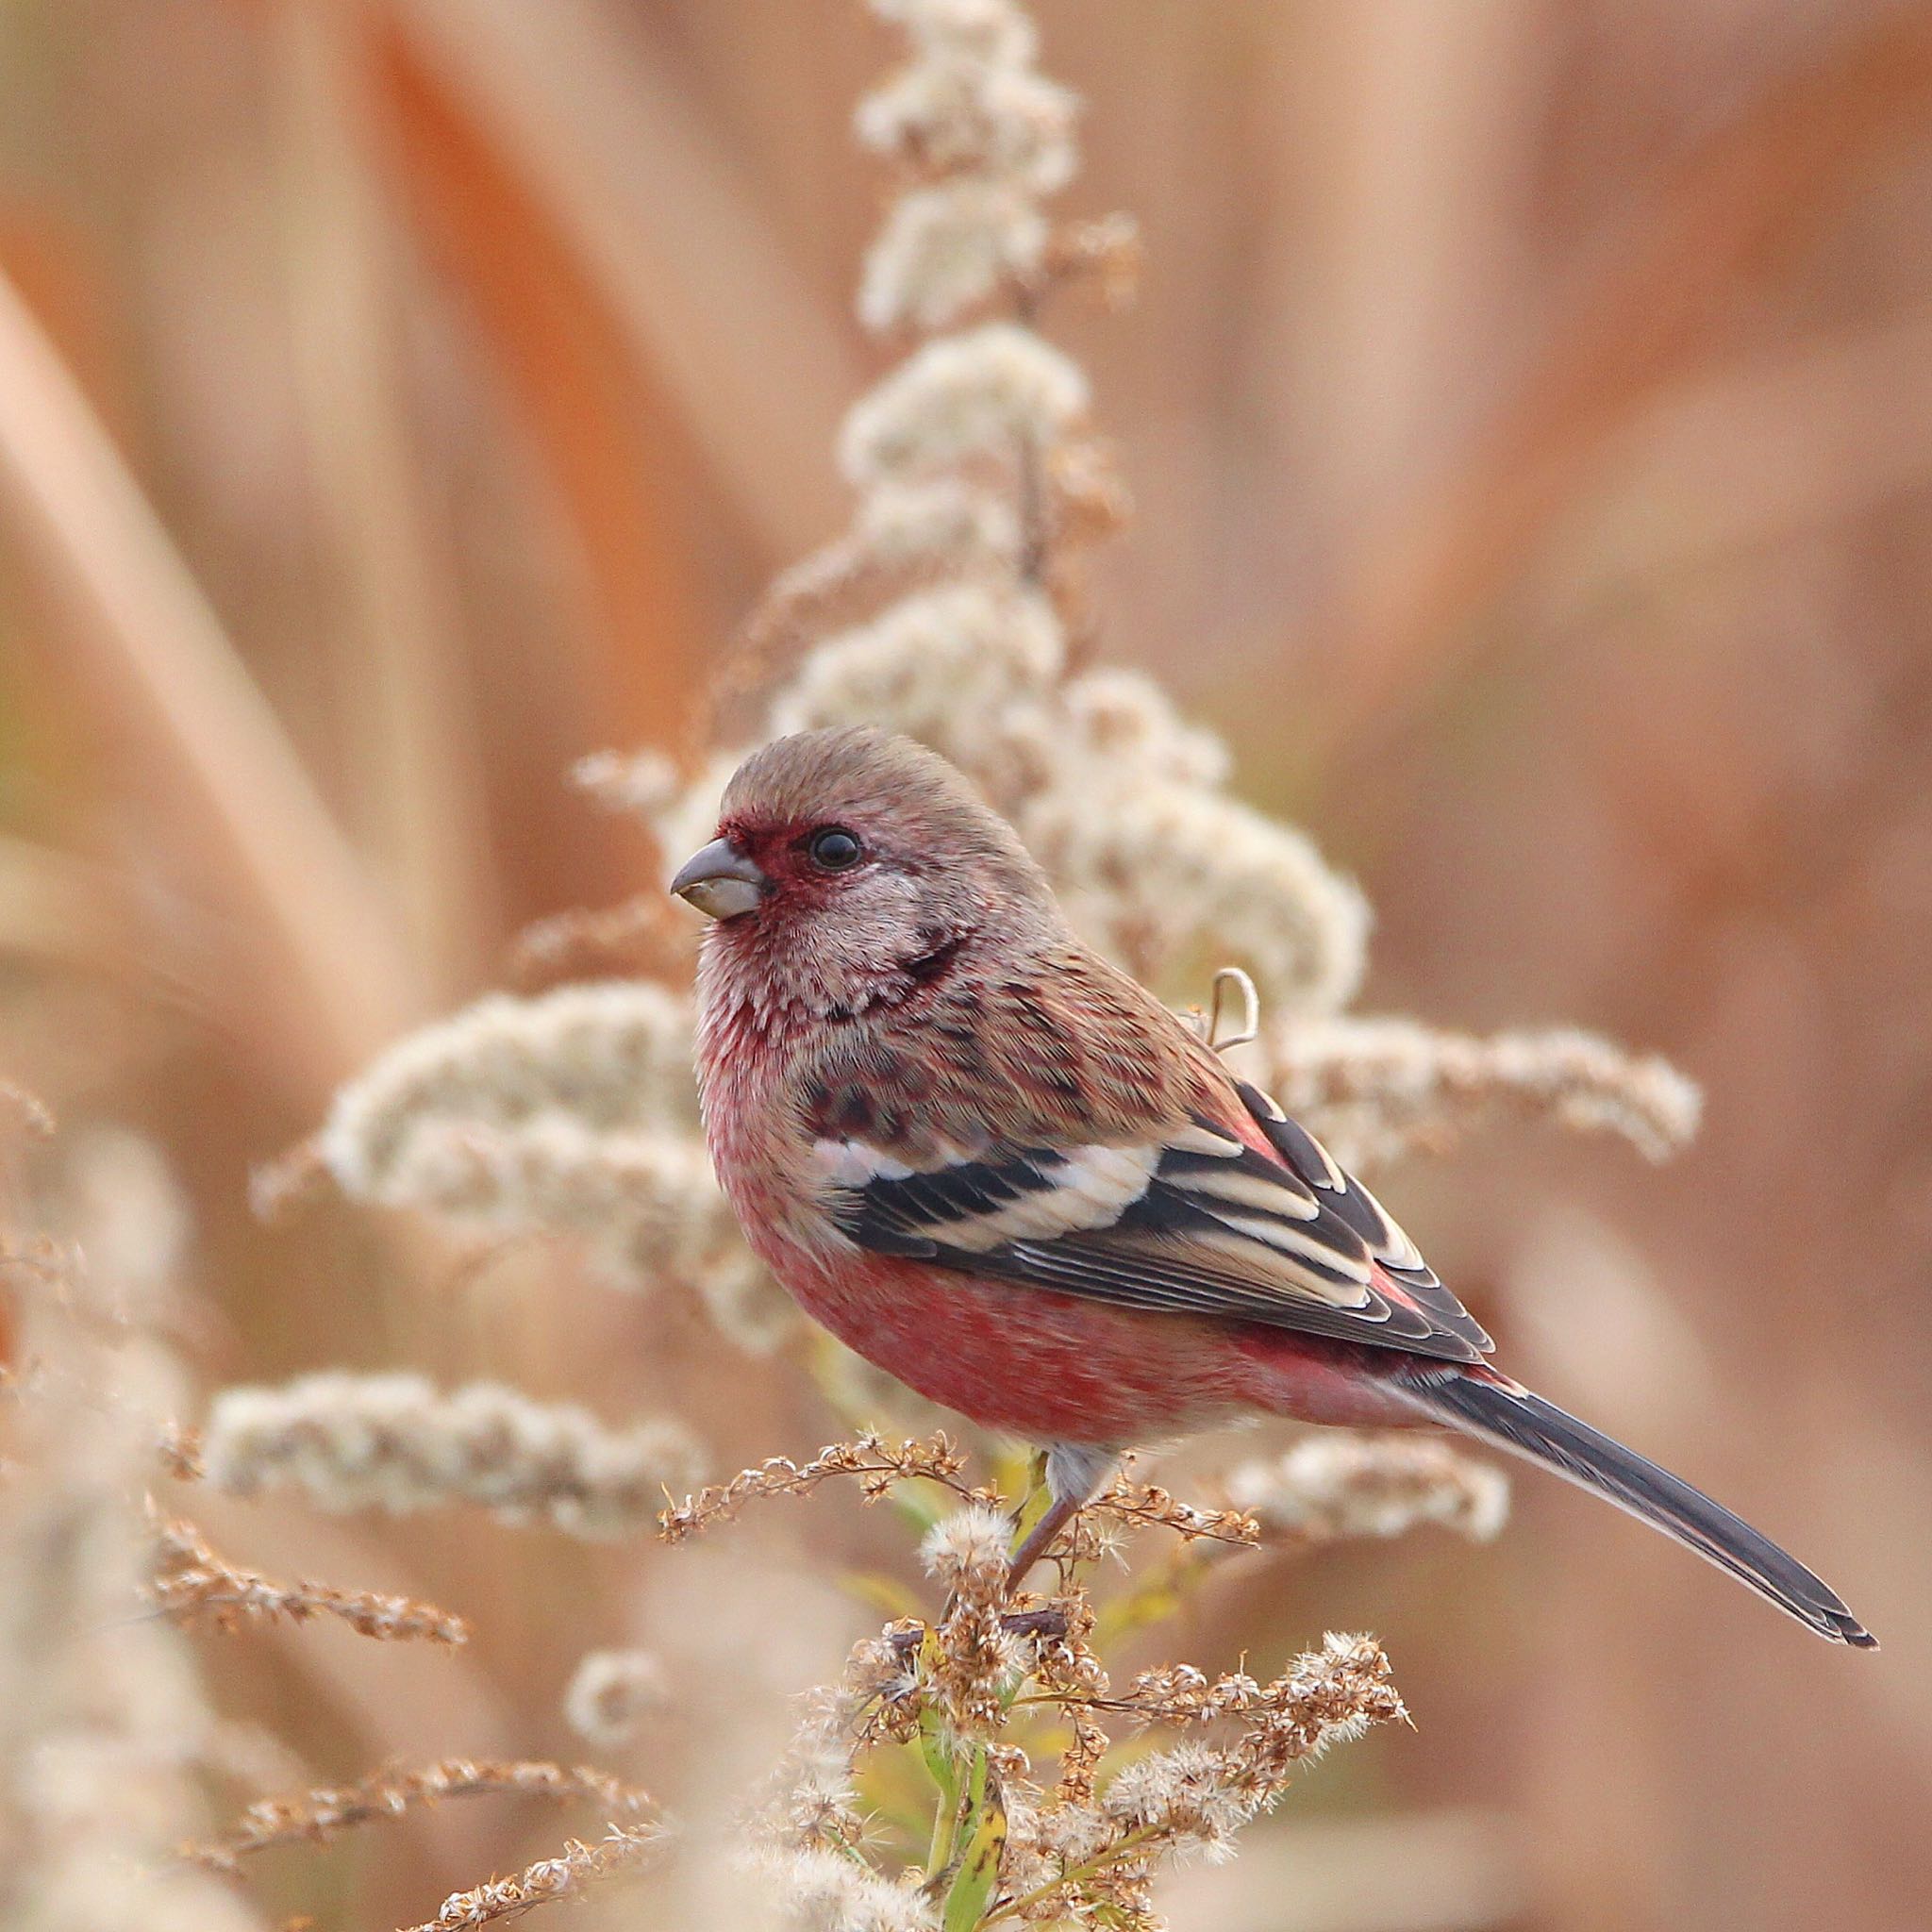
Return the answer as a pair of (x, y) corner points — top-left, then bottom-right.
(395, 0), (861, 563)
(1306, 9), (1932, 761)
(0, 265), (420, 1096)
(272, 0), (495, 992)
(0, 1075), (55, 1140)
(378, 24), (709, 757)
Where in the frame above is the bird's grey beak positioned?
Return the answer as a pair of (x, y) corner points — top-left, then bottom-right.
(669, 837), (768, 920)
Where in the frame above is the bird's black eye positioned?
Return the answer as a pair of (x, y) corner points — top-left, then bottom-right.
(808, 824), (864, 872)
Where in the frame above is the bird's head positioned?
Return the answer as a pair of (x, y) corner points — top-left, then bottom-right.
(670, 727), (1055, 1013)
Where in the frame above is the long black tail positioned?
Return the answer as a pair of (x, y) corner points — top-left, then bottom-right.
(1410, 1372), (1874, 1648)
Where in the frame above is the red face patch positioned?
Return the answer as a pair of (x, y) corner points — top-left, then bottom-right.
(722, 815), (869, 913)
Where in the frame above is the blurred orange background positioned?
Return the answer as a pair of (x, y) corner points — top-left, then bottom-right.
(1, 4), (1928, 1929)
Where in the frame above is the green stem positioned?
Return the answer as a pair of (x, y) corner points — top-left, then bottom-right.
(980, 1824), (1160, 1927)
(923, 1724), (965, 1879)
(1008, 1452), (1052, 1555)
(927, 1774), (962, 1880)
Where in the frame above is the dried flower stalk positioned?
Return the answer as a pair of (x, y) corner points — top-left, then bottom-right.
(182, 1758), (653, 1873)
(735, 1457), (1408, 1931)
(1265, 1015), (1702, 1171)
(1082, 1475), (1260, 1553)
(198, 1373), (704, 1538)
(1226, 1433), (1510, 1547)
(658, 1432), (987, 1542)
(0, 1123), (269, 1932)
(397, 1821), (663, 1932)
(148, 1515), (470, 1645)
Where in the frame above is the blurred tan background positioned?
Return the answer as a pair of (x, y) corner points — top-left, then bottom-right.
(1, 3), (1928, 1928)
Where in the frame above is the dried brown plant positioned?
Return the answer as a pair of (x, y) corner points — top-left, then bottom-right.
(395, 1822), (664, 1932)
(657, 1431), (987, 1543)
(732, 1451), (1408, 1931)
(182, 1758), (653, 1873)
(0, 1122), (269, 1932)
(147, 1514), (472, 1647)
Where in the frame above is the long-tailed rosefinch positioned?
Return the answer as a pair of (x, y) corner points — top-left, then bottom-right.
(672, 726), (1873, 1646)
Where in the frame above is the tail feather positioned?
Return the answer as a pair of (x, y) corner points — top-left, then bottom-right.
(1410, 1372), (1875, 1649)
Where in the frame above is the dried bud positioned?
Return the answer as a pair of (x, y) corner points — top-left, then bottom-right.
(563, 1650), (668, 1747)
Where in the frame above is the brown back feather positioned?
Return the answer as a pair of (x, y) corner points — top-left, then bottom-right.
(795, 937), (1239, 1165)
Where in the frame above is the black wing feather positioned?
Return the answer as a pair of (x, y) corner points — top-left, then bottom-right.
(827, 1083), (1493, 1364)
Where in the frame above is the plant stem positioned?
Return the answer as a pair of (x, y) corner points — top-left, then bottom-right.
(980, 1825), (1160, 1927)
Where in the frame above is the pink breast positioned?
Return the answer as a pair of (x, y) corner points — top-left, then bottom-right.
(755, 1242), (1423, 1446)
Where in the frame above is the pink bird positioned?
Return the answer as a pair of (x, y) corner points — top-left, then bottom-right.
(673, 726), (1873, 1646)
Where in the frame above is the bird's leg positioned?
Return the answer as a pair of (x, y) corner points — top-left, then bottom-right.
(1007, 1443), (1117, 1587)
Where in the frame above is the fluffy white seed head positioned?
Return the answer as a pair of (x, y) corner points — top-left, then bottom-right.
(858, 54), (1075, 192)
(318, 982), (698, 1196)
(573, 746), (684, 820)
(1225, 1433), (1510, 1544)
(1102, 1740), (1250, 1857)
(309, 982), (792, 1332)
(1020, 778), (1371, 1013)
(852, 478), (1021, 567)
(767, 584), (1063, 808)
(838, 323), (1088, 487)
(762, 1844), (939, 1932)
(869, 0), (1038, 66)
(859, 177), (1047, 332)
(377, 1113), (713, 1249)
(920, 1502), (1011, 1589)
(200, 1374), (705, 1538)
(1058, 666), (1231, 789)
(1263, 1016), (1704, 1170)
